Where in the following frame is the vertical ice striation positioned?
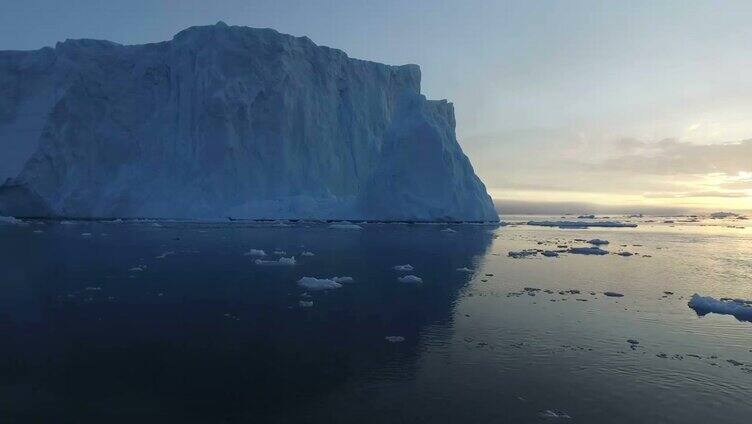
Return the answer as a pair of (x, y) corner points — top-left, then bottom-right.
(0, 22), (497, 221)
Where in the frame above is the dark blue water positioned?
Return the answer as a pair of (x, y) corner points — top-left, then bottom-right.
(1, 218), (750, 423)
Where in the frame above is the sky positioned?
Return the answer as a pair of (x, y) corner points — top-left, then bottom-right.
(2, 0), (751, 213)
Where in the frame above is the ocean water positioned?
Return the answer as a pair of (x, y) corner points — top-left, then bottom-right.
(1, 215), (750, 423)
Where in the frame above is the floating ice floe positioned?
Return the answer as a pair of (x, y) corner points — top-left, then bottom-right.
(568, 246), (609, 255)
(328, 222), (363, 230)
(273, 250), (286, 255)
(156, 251), (175, 259)
(528, 220), (637, 228)
(301, 251), (315, 256)
(538, 409), (572, 419)
(255, 257), (296, 266)
(81, 233), (92, 236)
(33, 230), (44, 234)
(587, 238), (609, 245)
(385, 336), (405, 343)
(332, 276), (354, 284)
(508, 250), (537, 259)
(394, 264), (414, 272)
(441, 228), (457, 233)
(688, 294), (752, 321)
(398, 275), (423, 284)
(456, 267), (473, 273)
(297, 277), (343, 290)
(244, 249), (267, 257)
(129, 265), (146, 272)
(298, 300), (314, 308)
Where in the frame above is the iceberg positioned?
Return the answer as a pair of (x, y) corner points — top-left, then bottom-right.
(0, 22), (497, 222)
(688, 294), (752, 321)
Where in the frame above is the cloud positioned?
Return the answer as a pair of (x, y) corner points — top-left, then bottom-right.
(595, 139), (752, 175)
(643, 191), (750, 199)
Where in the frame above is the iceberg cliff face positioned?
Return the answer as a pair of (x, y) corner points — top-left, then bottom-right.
(0, 22), (497, 221)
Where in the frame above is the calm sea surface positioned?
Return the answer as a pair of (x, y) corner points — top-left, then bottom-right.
(1, 215), (751, 423)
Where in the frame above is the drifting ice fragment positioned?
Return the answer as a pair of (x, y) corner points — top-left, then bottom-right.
(587, 239), (609, 245)
(329, 222), (363, 230)
(297, 277), (342, 290)
(568, 246), (609, 255)
(394, 264), (414, 272)
(398, 275), (423, 284)
(385, 336), (405, 343)
(255, 257), (296, 266)
(456, 267), (473, 273)
(688, 294), (752, 321)
(244, 249), (267, 257)
(301, 251), (315, 256)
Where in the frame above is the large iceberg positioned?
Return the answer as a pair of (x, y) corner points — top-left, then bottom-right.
(0, 22), (497, 222)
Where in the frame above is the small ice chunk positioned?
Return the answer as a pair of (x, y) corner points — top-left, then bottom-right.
(568, 246), (609, 255)
(385, 336), (405, 343)
(301, 251), (315, 256)
(398, 275), (423, 284)
(688, 294), (752, 321)
(332, 276), (354, 284)
(297, 277), (342, 290)
(129, 265), (146, 272)
(539, 409), (572, 419)
(394, 264), (414, 272)
(441, 228), (457, 233)
(508, 250), (537, 258)
(33, 229), (44, 234)
(298, 300), (314, 308)
(456, 267), (473, 273)
(244, 249), (267, 257)
(329, 222), (363, 230)
(255, 257), (296, 266)
(273, 249), (286, 255)
(156, 251), (175, 259)
(587, 239), (609, 245)
(81, 233), (92, 236)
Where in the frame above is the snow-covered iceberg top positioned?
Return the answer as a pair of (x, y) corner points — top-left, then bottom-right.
(0, 22), (497, 223)
(688, 294), (752, 321)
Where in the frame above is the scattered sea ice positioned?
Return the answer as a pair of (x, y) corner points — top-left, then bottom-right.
(244, 249), (267, 257)
(456, 267), (473, 273)
(298, 300), (314, 308)
(301, 251), (315, 256)
(385, 336), (405, 343)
